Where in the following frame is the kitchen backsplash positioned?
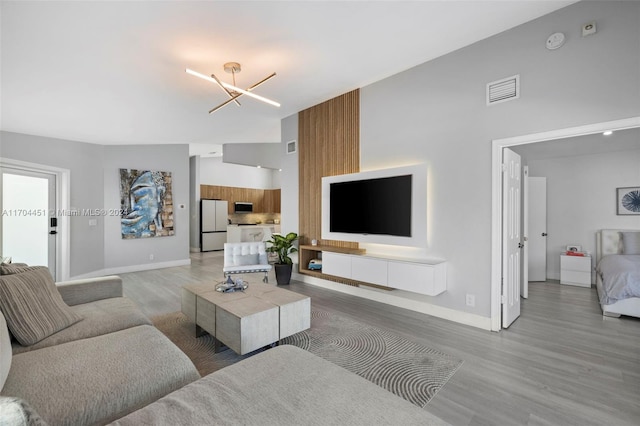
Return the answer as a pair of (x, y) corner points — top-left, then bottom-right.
(228, 213), (281, 225)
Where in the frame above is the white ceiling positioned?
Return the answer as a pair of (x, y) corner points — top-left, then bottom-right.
(1, 1), (577, 156)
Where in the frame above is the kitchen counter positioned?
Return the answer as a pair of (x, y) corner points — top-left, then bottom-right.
(227, 224), (281, 243)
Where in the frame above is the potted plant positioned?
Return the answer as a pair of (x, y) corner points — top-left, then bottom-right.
(266, 232), (298, 285)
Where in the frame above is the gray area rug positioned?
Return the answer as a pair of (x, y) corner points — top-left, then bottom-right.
(152, 309), (463, 407)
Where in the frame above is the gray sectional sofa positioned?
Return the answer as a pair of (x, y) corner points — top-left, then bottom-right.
(0, 266), (448, 425)
(0, 269), (201, 425)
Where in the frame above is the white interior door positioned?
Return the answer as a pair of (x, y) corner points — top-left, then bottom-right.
(528, 177), (547, 282)
(502, 148), (522, 328)
(1, 168), (57, 277)
(522, 167), (529, 299)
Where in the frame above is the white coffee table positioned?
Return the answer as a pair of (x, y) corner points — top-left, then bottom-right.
(182, 282), (311, 355)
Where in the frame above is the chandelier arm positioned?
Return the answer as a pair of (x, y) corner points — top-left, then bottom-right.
(219, 81), (280, 107)
(208, 93), (244, 114)
(211, 73), (241, 106)
(247, 73), (276, 92)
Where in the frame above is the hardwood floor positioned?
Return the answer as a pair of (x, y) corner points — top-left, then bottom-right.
(120, 253), (640, 426)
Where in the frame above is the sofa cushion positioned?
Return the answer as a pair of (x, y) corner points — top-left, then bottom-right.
(12, 297), (152, 354)
(1, 325), (200, 426)
(0, 311), (11, 391)
(233, 253), (259, 266)
(0, 263), (30, 275)
(0, 396), (48, 426)
(109, 345), (449, 426)
(0, 267), (82, 346)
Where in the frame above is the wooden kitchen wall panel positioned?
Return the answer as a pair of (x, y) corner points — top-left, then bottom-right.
(264, 189), (281, 214)
(298, 89), (359, 249)
(200, 185), (271, 213)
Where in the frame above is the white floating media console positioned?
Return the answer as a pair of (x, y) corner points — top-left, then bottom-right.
(322, 251), (446, 296)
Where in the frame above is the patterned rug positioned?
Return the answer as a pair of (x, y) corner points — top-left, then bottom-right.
(152, 309), (463, 407)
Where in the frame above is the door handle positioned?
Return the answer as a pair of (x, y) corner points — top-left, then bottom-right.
(542, 233), (548, 237)
(49, 230), (57, 235)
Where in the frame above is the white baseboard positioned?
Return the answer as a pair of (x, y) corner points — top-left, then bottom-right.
(69, 258), (192, 280)
(294, 272), (492, 331)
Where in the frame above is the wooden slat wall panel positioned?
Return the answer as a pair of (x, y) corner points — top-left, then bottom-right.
(298, 89), (360, 255)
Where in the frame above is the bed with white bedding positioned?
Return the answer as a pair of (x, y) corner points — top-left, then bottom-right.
(596, 229), (640, 318)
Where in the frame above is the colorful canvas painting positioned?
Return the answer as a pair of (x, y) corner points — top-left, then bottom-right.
(119, 169), (174, 239)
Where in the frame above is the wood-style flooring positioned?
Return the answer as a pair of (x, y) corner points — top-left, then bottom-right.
(119, 252), (640, 426)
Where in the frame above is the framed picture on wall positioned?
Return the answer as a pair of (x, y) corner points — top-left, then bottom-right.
(616, 186), (640, 215)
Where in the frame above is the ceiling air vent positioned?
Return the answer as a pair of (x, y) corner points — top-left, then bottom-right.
(486, 74), (520, 106)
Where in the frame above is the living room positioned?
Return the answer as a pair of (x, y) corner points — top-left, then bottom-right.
(1, 1), (639, 425)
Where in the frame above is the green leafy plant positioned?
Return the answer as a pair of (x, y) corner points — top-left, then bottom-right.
(266, 232), (298, 265)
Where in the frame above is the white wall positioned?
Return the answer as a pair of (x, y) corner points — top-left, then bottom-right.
(103, 144), (190, 272)
(200, 156), (277, 189)
(356, 1), (640, 319)
(527, 147), (640, 281)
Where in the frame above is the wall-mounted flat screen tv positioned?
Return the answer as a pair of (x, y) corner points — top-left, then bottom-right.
(329, 174), (412, 237)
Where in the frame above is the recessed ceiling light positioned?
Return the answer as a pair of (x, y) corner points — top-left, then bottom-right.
(603, 130), (613, 136)
(257, 165), (262, 168)
(278, 169), (282, 172)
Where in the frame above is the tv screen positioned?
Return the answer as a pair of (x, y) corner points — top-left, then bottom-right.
(330, 174), (412, 237)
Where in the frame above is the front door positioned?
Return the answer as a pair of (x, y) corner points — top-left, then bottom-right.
(1, 167), (57, 277)
(502, 148), (522, 328)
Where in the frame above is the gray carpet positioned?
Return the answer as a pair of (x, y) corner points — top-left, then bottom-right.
(152, 309), (463, 407)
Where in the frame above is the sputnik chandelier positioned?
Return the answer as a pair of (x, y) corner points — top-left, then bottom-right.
(186, 62), (280, 114)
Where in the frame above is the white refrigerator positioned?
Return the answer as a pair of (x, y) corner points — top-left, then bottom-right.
(200, 199), (228, 251)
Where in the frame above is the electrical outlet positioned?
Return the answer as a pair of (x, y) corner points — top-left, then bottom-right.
(465, 294), (476, 307)
(149, 254), (154, 260)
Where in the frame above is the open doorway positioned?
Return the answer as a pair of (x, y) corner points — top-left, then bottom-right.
(490, 116), (640, 331)
(0, 158), (71, 281)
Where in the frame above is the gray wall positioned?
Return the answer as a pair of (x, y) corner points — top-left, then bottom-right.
(189, 155), (200, 251)
(103, 144), (190, 270)
(200, 156), (277, 189)
(280, 114), (299, 237)
(527, 146), (640, 281)
(0, 131), (191, 276)
(223, 142), (281, 170)
(0, 131), (105, 276)
(356, 1), (640, 318)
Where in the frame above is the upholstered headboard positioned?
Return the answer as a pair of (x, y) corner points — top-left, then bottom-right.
(596, 229), (640, 262)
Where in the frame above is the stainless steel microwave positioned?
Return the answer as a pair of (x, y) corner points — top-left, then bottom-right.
(234, 202), (253, 213)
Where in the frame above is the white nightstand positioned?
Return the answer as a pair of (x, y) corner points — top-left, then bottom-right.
(560, 254), (592, 287)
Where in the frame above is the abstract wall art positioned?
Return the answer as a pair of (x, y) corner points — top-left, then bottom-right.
(617, 186), (640, 215)
(119, 169), (174, 238)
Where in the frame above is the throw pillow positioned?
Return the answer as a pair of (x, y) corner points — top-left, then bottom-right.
(0, 397), (48, 426)
(0, 263), (30, 275)
(233, 254), (260, 266)
(0, 266), (82, 346)
(621, 231), (640, 255)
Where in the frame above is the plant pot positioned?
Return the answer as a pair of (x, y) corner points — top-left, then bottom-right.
(274, 263), (293, 285)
